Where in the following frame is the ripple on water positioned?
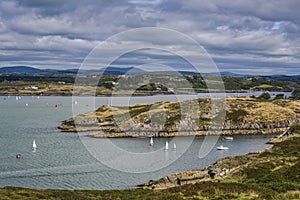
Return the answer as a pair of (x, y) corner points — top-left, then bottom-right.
(0, 96), (274, 189)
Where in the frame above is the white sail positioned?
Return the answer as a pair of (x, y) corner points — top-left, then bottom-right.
(165, 141), (169, 150)
(149, 137), (154, 146)
(224, 136), (233, 140)
(173, 142), (176, 149)
(32, 140), (37, 150)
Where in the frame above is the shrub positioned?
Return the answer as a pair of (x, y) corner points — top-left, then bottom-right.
(258, 92), (271, 100)
(274, 94), (284, 100)
(291, 88), (300, 100)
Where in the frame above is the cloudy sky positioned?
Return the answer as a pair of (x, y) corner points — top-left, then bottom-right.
(0, 0), (299, 75)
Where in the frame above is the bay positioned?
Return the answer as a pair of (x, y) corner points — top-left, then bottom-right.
(0, 94), (279, 189)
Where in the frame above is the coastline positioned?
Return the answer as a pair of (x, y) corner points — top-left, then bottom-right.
(139, 130), (294, 190)
(58, 98), (300, 138)
(0, 132), (298, 199)
(86, 127), (287, 138)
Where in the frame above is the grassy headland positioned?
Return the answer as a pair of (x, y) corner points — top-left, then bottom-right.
(59, 98), (300, 137)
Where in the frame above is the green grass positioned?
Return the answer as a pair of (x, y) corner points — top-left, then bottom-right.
(255, 84), (276, 89)
(129, 104), (153, 118)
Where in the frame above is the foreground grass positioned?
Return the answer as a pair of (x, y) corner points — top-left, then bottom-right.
(1, 134), (299, 199)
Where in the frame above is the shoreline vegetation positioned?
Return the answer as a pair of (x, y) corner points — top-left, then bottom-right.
(1, 72), (300, 96)
(58, 98), (300, 138)
(1, 131), (299, 199)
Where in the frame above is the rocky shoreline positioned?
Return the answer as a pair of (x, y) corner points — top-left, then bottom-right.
(58, 98), (300, 138)
(139, 129), (297, 190)
(139, 157), (240, 190)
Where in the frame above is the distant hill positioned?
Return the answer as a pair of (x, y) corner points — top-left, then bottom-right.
(0, 66), (42, 73)
(102, 67), (145, 75)
(0, 66), (144, 75)
(220, 71), (247, 76)
(263, 75), (300, 83)
(0, 66), (298, 79)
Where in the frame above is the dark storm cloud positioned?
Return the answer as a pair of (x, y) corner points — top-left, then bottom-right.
(0, 0), (299, 74)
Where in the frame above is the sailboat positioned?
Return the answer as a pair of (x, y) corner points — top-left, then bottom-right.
(32, 140), (37, 151)
(149, 137), (154, 146)
(164, 141), (169, 151)
(224, 136), (233, 140)
(173, 142), (176, 150)
(217, 145), (229, 150)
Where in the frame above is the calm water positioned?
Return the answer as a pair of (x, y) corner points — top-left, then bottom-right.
(0, 95), (277, 190)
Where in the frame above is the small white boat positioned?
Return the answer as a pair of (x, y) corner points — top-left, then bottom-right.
(224, 136), (233, 140)
(149, 137), (154, 146)
(217, 145), (229, 150)
(173, 142), (176, 150)
(164, 141), (169, 151)
(32, 140), (37, 151)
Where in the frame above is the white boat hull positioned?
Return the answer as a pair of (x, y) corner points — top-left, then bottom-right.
(217, 145), (229, 150)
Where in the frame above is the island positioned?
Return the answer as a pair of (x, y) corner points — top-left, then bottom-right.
(58, 98), (300, 137)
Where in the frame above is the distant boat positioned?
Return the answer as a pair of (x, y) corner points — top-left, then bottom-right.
(16, 154), (23, 159)
(224, 136), (233, 140)
(217, 145), (229, 150)
(165, 141), (169, 151)
(173, 142), (176, 150)
(25, 103), (29, 107)
(149, 137), (154, 146)
(32, 140), (37, 151)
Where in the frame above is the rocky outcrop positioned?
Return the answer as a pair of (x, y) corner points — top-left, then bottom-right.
(139, 156), (242, 190)
(140, 132), (299, 190)
(58, 98), (300, 137)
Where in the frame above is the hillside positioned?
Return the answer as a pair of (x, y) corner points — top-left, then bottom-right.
(0, 66), (42, 73)
(58, 98), (300, 137)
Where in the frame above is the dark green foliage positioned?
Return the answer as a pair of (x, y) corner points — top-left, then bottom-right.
(185, 75), (207, 90)
(258, 92), (271, 100)
(274, 94), (284, 100)
(292, 88), (300, 100)
(129, 104), (153, 118)
(291, 124), (300, 133)
(165, 114), (181, 127)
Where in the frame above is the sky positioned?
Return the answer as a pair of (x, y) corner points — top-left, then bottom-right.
(0, 0), (299, 75)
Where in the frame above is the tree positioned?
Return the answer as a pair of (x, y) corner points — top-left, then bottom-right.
(274, 94), (284, 100)
(291, 88), (300, 100)
(258, 92), (271, 100)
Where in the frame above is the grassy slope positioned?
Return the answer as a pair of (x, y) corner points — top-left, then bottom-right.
(1, 133), (299, 200)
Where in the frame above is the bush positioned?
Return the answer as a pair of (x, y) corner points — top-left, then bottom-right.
(275, 94), (284, 100)
(258, 92), (271, 100)
(291, 88), (300, 100)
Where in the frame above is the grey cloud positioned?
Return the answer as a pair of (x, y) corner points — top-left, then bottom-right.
(0, 0), (299, 74)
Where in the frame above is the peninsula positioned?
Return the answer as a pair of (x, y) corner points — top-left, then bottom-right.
(58, 98), (300, 137)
